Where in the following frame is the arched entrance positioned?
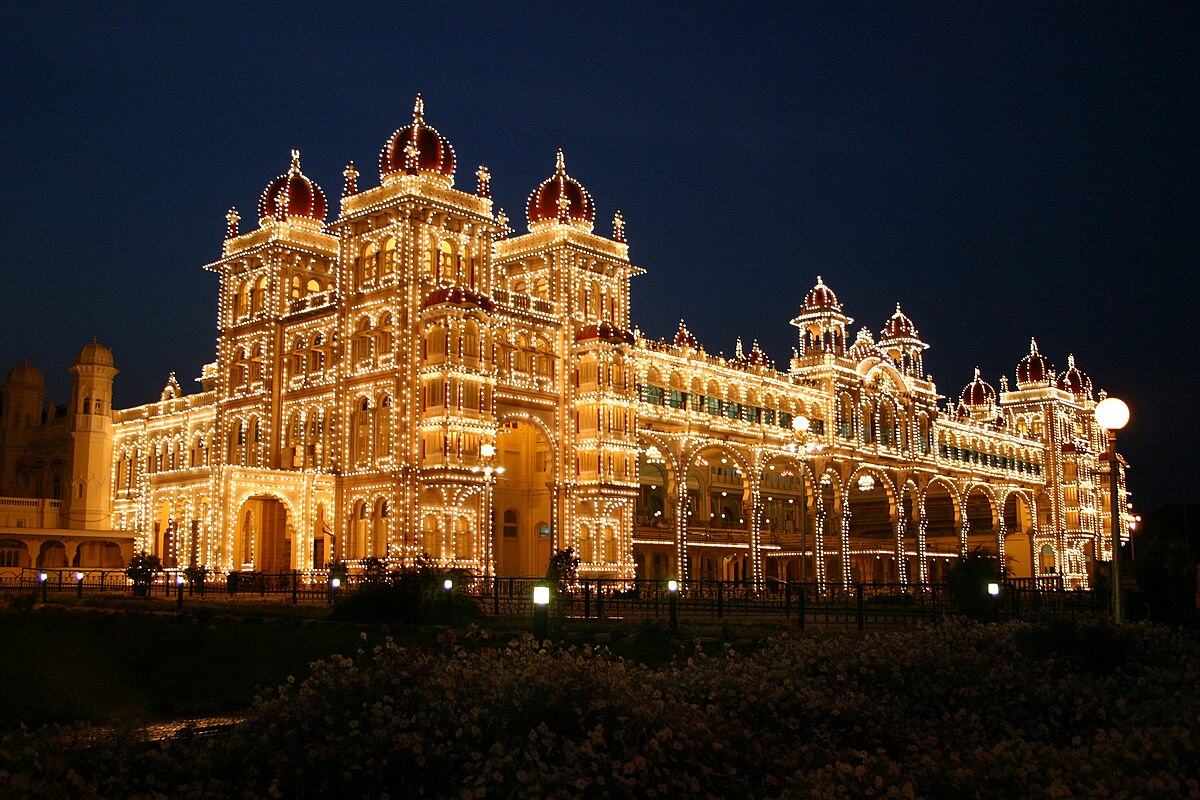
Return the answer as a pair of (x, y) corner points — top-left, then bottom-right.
(1003, 492), (1034, 578)
(761, 456), (809, 582)
(685, 445), (750, 582)
(964, 486), (999, 555)
(846, 468), (896, 583)
(493, 419), (553, 577)
(36, 540), (68, 568)
(924, 480), (959, 582)
(236, 495), (291, 572)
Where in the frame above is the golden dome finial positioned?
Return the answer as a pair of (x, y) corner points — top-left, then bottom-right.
(413, 93), (425, 124)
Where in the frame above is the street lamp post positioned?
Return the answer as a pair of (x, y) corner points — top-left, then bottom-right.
(1094, 396), (1130, 623)
(476, 442), (505, 579)
(791, 416), (810, 583)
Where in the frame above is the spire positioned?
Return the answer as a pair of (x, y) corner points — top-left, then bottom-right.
(612, 210), (626, 243)
(556, 184), (572, 224)
(342, 161), (359, 198)
(974, 366), (982, 380)
(289, 148), (301, 173)
(735, 337), (745, 360)
(403, 137), (420, 174)
(555, 148), (566, 174)
(1030, 337), (1040, 355)
(225, 207), (239, 240)
(412, 93), (425, 125)
(1067, 353), (1076, 368)
(476, 164), (491, 199)
(495, 208), (511, 239)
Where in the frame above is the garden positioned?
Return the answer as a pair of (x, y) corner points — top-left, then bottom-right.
(1, 615), (1197, 798)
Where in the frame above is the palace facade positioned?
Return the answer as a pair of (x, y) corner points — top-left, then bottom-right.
(0, 97), (1130, 588)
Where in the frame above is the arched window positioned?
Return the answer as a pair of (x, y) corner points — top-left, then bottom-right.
(380, 237), (397, 278)
(359, 242), (377, 288)
(251, 276), (268, 314)
(437, 241), (454, 281)
(377, 396), (392, 461)
(234, 283), (250, 320)
(502, 509), (518, 539)
(353, 398), (373, 465)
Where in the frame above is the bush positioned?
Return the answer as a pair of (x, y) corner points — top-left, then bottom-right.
(944, 545), (1007, 619)
(331, 568), (480, 624)
(124, 551), (162, 595)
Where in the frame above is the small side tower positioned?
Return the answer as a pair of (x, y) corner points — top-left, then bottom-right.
(65, 339), (118, 529)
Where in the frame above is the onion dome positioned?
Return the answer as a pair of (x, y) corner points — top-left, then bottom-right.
(1015, 337), (1053, 388)
(526, 149), (596, 232)
(803, 275), (842, 311)
(258, 150), (328, 224)
(672, 319), (699, 349)
(576, 321), (635, 345)
(960, 367), (997, 407)
(75, 338), (114, 367)
(847, 327), (884, 362)
(423, 286), (494, 313)
(5, 361), (44, 387)
(881, 303), (919, 340)
(379, 94), (456, 182)
(745, 340), (774, 368)
(1056, 354), (1093, 398)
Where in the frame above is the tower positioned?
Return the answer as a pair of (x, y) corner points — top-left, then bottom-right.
(64, 340), (117, 529)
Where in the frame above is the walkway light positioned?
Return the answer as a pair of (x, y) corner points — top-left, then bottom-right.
(532, 583), (551, 644)
(987, 582), (1000, 597)
(76, 571), (84, 598)
(667, 579), (679, 630)
(330, 577), (341, 589)
(38, 572), (47, 602)
(443, 578), (454, 624)
(443, 578), (453, 591)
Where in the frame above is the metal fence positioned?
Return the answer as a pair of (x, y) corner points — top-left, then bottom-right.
(2, 567), (1111, 628)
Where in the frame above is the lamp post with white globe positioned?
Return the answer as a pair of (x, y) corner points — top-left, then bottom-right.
(1094, 396), (1130, 622)
(791, 416), (810, 582)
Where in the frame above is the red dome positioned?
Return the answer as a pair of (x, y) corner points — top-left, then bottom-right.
(423, 286), (494, 313)
(672, 320), (699, 349)
(526, 150), (596, 229)
(1016, 337), (1053, 388)
(847, 327), (884, 362)
(1056, 354), (1093, 397)
(379, 95), (456, 180)
(960, 367), (997, 407)
(881, 304), (918, 339)
(258, 150), (327, 223)
(576, 321), (634, 345)
(804, 275), (841, 311)
(745, 341), (773, 368)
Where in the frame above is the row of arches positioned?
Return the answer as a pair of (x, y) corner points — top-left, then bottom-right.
(634, 435), (1046, 587)
(116, 435), (211, 489)
(643, 367), (819, 418)
(285, 329), (336, 379)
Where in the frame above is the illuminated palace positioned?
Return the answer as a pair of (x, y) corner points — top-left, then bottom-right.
(0, 97), (1131, 589)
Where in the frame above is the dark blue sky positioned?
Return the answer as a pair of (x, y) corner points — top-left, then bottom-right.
(2, 2), (1196, 511)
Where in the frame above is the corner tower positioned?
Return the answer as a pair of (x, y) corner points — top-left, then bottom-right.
(65, 340), (117, 529)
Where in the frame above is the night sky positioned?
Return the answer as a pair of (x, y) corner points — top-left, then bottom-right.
(2, 3), (1196, 512)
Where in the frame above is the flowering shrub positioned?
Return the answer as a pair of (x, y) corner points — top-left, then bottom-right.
(2, 620), (1198, 798)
